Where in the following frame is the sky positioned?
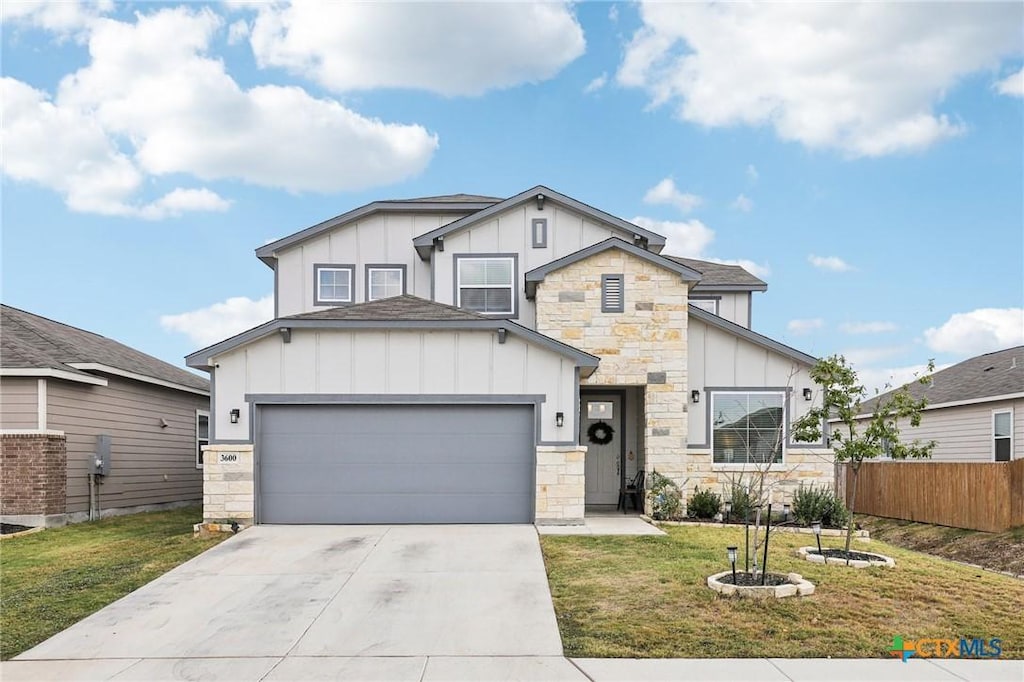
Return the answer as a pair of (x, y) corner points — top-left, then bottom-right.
(2, 1), (1023, 393)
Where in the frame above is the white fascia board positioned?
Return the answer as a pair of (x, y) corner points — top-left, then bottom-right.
(66, 363), (210, 396)
(1, 429), (66, 436)
(0, 367), (108, 386)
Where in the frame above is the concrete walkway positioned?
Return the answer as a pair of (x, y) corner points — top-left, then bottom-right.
(537, 514), (665, 536)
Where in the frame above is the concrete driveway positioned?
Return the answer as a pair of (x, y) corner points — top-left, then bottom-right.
(6, 525), (584, 681)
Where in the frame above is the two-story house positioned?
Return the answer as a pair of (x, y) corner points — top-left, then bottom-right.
(186, 186), (832, 527)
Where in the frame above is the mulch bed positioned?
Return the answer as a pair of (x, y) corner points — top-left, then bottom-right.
(809, 548), (882, 562)
(717, 571), (790, 586)
(1, 523), (35, 536)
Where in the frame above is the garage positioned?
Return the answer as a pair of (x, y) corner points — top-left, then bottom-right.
(257, 403), (535, 524)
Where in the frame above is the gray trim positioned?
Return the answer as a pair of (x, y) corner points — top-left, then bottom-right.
(574, 367), (581, 447)
(453, 253), (520, 320)
(688, 305), (817, 366)
(689, 295), (720, 316)
(255, 201), (492, 267)
(580, 388), (629, 492)
(747, 294), (753, 328)
(525, 238), (702, 298)
(429, 252), (436, 301)
(531, 218), (547, 248)
(210, 368), (217, 441)
(312, 263), (355, 306)
(209, 439), (253, 445)
(601, 274), (625, 313)
(364, 264), (408, 302)
(187, 315), (599, 373)
(691, 283), (768, 293)
(273, 265), (279, 319)
(412, 185), (667, 259)
(699, 386), (822, 455)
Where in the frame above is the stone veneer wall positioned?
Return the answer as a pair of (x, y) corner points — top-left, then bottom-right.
(536, 445), (586, 524)
(202, 443), (255, 525)
(685, 450), (836, 505)
(535, 249), (690, 510)
(1, 433), (67, 518)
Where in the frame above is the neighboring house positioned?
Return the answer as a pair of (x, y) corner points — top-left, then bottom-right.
(1, 305), (210, 526)
(854, 346), (1024, 462)
(186, 186), (832, 526)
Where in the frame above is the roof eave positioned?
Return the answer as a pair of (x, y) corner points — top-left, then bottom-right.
(692, 283), (768, 293)
(689, 306), (817, 366)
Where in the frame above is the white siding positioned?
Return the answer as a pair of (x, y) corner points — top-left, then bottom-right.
(212, 329), (578, 443)
(686, 317), (819, 447)
(878, 398), (1024, 462)
(275, 213), (466, 317)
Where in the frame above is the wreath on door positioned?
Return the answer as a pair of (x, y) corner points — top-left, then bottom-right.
(587, 420), (615, 445)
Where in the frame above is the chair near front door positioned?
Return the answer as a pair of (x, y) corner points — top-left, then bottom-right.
(582, 395), (623, 506)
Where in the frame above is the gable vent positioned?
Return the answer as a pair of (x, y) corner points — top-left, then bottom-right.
(601, 274), (625, 313)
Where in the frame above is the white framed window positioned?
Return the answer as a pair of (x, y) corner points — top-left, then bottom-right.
(711, 391), (786, 465)
(691, 297), (719, 315)
(196, 409), (210, 468)
(314, 264), (354, 305)
(993, 409), (1012, 462)
(456, 255), (515, 315)
(366, 265), (405, 301)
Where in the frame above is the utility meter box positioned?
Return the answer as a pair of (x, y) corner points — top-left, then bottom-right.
(90, 434), (111, 476)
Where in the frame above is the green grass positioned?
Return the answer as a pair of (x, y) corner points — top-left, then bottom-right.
(541, 524), (1024, 658)
(0, 506), (226, 660)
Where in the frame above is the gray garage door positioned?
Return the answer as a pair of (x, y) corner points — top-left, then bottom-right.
(257, 404), (535, 524)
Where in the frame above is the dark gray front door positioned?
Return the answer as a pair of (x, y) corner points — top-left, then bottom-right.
(257, 404), (535, 524)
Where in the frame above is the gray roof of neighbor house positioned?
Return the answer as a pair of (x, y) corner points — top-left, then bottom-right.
(859, 346), (1024, 412)
(1, 304), (209, 392)
(664, 256), (768, 291)
(383, 193), (503, 204)
(283, 295), (486, 321)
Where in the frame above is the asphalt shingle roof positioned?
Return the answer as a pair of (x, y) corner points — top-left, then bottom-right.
(1, 305), (209, 391)
(384, 193), (503, 204)
(663, 256), (767, 289)
(282, 295), (488, 322)
(860, 345), (1024, 411)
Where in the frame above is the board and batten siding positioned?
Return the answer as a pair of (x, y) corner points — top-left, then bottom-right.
(0, 378), (39, 429)
(275, 212), (466, 317)
(212, 328), (577, 443)
(881, 398), (1024, 462)
(47, 376), (208, 514)
(686, 317), (819, 447)
(691, 292), (751, 328)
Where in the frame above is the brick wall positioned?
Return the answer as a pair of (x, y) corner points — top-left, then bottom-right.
(1, 433), (67, 515)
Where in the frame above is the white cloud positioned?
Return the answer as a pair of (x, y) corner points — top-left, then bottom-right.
(856, 363), (944, 396)
(731, 194), (753, 212)
(808, 254), (855, 272)
(609, 5), (619, 23)
(617, 3), (1023, 156)
(584, 73), (608, 94)
(160, 294), (274, 347)
(840, 345), (907, 366)
(840, 321), (899, 335)
(1, 0), (112, 35)
(746, 164), (759, 182)
(633, 215), (771, 278)
(227, 19), (250, 45)
(643, 177), (702, 213)
(246, 2), (585, 96)
(996, 67), (1024, 97)
(787, 318), (824, 335)
(0, 7), (439, 217)
(924, 308), (1024, 355)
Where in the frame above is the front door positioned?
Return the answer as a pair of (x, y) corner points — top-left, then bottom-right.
(582, 394), (623, 505)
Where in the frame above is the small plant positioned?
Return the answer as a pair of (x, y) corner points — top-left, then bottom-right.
(647, 472), (684, 520)
(726, 481), (756, 522)
(687, 487), (722, 520)
(791, 484), (849, 528)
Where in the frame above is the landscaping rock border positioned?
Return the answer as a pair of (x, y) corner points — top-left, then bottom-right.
(798, 546), (895, 568)
(648, 516), (869, 539)
(707, 570), (815, 598)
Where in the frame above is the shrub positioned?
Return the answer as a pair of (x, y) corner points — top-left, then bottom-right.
(647, 472), (684, 520)
(687, 487), (722, 520)
(791, 484), (850, 528)
(726, 481), (756, 521)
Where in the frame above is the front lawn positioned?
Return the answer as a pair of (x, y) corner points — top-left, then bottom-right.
(0, 506), (226, 660)
(541, 524), (1024, 658)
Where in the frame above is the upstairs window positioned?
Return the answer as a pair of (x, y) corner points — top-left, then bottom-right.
(993, 410), (1012, 462)
(366, 265), (405, 301)
(196, 410), (210, 468)
(691, 297), (719, 315)
(711, 391), (785, 464)
(456, 256), (515, 315)
(601, 274), (624, 313)
(314, 264), (354, 305)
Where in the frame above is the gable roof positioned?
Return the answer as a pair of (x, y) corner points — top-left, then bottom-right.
(858, 345), (1024, 413)
(186, 295), (600, 375)
(688, 305), (817, 366)
(524, 238), (703, 298)
(1, 304), (209, 393)
(665, 256), (768, 291)
(411, 185), (668, 259)
(385, 193), (503, 204)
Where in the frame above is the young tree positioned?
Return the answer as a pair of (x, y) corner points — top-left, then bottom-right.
(792, 355), (937, 557)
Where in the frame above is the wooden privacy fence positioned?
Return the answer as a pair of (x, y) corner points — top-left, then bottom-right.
(842, 459), (1024, 533)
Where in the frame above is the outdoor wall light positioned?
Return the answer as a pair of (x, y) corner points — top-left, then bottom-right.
(497, 328), (507, 344)
(803, 387), (813, 401)
(812, 520), (823, 554)
(727, 546), (738, 584)
(691, 389), (700, 403)
(555, 412), (564, 428)
(279, 327), (292, 344)
(536, 193), (545, 211)
(230, 409), (240, 424)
